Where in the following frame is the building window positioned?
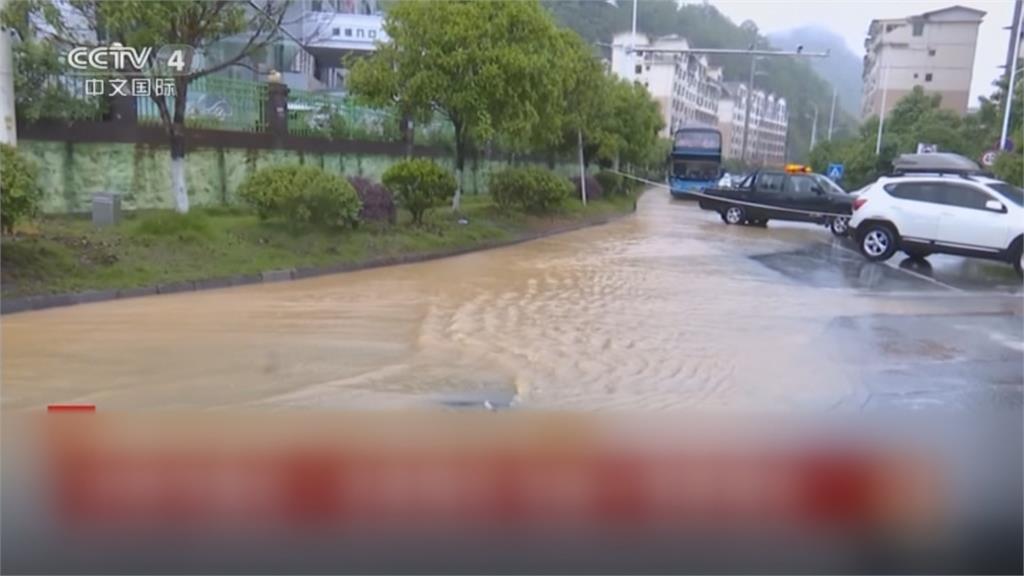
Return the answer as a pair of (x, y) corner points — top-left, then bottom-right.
(368, 29), (376, 39)
(928, 48), (936, 56)
(635, 64), (642, 75)
(913, 73), (919, 79)
(273, 44), (285, 72)
(332, 27), (340, 36)
(356, 28), (365, 38)
(345, 28), (352, 37)
(912, 21), (924, 36)
(925, 73), (933, 82)
(312, 0), (322, 11)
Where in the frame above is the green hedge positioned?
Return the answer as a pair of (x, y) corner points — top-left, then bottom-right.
(382, 159), (456, 224)
(595, 170), (624, 196)
(237, 165), (362, 229)
(490, 167), (571, 214)
(0, 144), (41, 234)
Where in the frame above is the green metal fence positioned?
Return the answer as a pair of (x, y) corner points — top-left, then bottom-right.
(36, 74), (107, 121)
(34, 73), (456, 146)
(137, 75), (267, 132)
(287, 89), (403, 142)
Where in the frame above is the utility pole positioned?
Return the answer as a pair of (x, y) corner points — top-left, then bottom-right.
(875, 61), (890, 155)
(827, 87), (837, 141)
(1000, 2), (1024, 151)
(810, 103), (819, 150)
(0, 0), (17, 145)
(741, 57), (757, 164)
(630, 0), (638, 81)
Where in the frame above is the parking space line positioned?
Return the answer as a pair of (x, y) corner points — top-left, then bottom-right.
(825, 240), (965, 293)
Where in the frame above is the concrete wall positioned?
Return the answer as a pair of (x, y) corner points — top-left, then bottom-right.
(18, 140), (583, 213)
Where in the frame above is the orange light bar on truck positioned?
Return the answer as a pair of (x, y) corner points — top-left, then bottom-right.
(784, 164), (812, 173)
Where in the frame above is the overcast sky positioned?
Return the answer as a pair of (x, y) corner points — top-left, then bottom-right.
(705, 0), (1016, 104)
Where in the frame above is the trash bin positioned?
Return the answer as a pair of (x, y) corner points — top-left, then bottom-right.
(92, 193), (122, 227)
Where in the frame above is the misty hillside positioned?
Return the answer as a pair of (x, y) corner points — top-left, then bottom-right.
(768, 26), (863, 117)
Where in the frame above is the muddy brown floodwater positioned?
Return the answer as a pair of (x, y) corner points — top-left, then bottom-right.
(3, 191), (1020, 412)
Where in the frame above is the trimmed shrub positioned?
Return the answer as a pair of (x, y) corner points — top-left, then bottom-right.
(237, 165), (361, 229)
(570, 175), (603, 202)
(348, 176), (396, 224)
(0, 144), (42, 234)
(993, 151), (1022, 187)
(595, 170), (624, 196)
(382, 159), (456, 224)
(490, 167), (572, 214)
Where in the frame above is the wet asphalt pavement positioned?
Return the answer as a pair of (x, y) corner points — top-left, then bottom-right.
(674, 193), (1023, 412)
(1, 188), (1021, 413)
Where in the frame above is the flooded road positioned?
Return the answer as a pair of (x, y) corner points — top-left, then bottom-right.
(3, 190), (1021, 411)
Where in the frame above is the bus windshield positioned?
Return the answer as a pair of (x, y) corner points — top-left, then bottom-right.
(672, 160), (720, 182)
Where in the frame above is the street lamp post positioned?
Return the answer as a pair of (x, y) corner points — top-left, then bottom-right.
(809, 102), (819, 150)
(827, 87), (837, 141)
(874, 60), (890, 156)
(1000, 4), (1024, 151)
(741, 57), (758, 164)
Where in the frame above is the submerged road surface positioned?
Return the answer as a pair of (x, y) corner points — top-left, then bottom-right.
(3, 191), (1021, 412)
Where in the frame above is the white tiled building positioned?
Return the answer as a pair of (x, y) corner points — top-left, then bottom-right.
(610, 33), (722, 137)
(862, 5), (984, 119)
(718, 82), (788, 167)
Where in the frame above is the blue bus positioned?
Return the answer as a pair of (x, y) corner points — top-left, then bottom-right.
(669, 126), (723, 199)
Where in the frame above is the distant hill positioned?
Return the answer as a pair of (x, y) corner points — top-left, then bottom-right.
(768, 26), (863, 117)
(541, 0), (859, 163)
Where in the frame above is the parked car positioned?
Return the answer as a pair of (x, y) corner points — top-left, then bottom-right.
(697, 165), (854, 235)
(849, 153), (1024, 275)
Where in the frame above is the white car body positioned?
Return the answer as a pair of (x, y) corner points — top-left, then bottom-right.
(849, 174), (1024, 272)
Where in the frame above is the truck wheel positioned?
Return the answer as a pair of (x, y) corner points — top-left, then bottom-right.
(723, 206), (745, 225)
(829, 217), (849, 236)
(858, 223), (898, 262)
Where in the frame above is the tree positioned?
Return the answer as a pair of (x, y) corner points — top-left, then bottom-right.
(348, 0), (565, 212)
(3, 0), (287, 213)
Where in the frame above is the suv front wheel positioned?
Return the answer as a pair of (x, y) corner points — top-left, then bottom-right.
(858, 223), (899, 262)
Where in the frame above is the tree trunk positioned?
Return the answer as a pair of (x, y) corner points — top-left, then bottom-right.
(400, 114), (413, 158)
(169, 78), (189, 213)
(452, 119), (464, 212)
(170, 125), (188, 213)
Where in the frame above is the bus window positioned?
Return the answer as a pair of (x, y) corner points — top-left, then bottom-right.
(672, 160), (719, 181)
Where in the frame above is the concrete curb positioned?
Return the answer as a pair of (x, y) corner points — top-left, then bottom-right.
(1, 205), (635, 315)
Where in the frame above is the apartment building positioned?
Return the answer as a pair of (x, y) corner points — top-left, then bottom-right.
(610, 33), (722, 138)
(861, 5), (984, 119)
(718, 82), (788, 167)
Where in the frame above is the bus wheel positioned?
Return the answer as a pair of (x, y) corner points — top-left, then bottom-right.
(723, 206), (745, 225)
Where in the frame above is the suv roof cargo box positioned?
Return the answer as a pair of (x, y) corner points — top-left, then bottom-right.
(891, 153), (981, 175)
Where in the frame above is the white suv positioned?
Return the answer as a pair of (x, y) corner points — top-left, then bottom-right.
(849, 174), (1024, 275)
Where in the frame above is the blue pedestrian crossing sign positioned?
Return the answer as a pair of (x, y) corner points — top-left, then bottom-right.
(826, 163), (844, 181)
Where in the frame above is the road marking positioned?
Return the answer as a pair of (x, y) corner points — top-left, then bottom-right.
(825, 240), (965, 293)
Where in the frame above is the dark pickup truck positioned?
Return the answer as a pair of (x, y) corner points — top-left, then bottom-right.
(697, 170), (855, 236)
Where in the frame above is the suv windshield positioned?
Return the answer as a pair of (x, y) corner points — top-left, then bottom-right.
(987, 183), (1024, 207)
